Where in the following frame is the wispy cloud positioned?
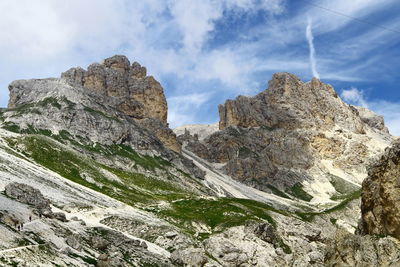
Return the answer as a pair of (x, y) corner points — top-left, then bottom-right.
(306, 17), (320, 79)
(340, 87), (369, 108)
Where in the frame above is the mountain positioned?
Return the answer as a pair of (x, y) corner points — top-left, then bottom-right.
(177, 73), (393, 204)
(0, 55), (398, 266)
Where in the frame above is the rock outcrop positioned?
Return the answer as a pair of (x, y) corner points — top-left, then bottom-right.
(219, 73), (365, 133)
(360, 139), (400, 237)
(5, 182), (51, 213)
(354, 106), (389, 133)
(325, 228), (400, 266)
(61, 55), (167, 123)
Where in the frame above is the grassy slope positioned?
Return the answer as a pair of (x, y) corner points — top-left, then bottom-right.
(3, 132), (362, 234)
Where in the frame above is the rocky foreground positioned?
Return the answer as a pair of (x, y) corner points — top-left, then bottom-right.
(0, 55), (399, 266)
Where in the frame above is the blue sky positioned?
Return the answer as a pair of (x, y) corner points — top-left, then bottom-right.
(0, 0), (399, 134)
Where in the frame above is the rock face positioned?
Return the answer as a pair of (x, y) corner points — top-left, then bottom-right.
(61, 55), (167, 123)
(354, 106), (389, 133)
(360, 139), (400, 237)
(8, 55), (181, 154)
(179, 73), (392, 200)
(325, 228), (400, 266)
(219, 74), (365, 133)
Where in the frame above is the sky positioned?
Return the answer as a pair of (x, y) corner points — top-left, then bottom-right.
(0, 0), (399, 135)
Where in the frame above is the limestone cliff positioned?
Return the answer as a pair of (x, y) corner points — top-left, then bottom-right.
(219, 73), (366, 133)
(324, 139), (400, 266)
(179, 73), (392, 202)
(60, 55), (167, 123)
(360, 139), (400, 237)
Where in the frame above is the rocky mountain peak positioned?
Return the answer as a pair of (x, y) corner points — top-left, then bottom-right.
(7, 55), (182, 153)
(219, 73), (365, 134)
(60, 55), (167, 123)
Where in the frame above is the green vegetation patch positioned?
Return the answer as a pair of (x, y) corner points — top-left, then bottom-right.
(286, 183), (313, 202)
(83, 106), (120, 122)
(39, 97), (62, 109)
(158, 197), (287, 236)
(2, 123), (171, 173)
(15, 237), (32, 246)
(4, 136), (192, 206)
(328, 174), (360, 201)
(69, 252), (97, 265)
(6, 97), (72, 115)
(295, 189), (361, 222)
(2, 122), (21, 133)
(266, 184), (291, 199)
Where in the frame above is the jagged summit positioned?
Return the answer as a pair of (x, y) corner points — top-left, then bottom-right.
(61, 55), (167, 123)
(219, 73), (372, 135)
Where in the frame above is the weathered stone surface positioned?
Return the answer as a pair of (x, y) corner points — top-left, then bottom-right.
(61, 55), (178, 152)
(136, 118), (181, 153)
(5, 182), (51, 211)
(53, 212), (68, 222)
(360, 139), (400, 238)
(254, 223), (281, 245)
(170, 247), (209, 266)
(60, 55), (167, 123)
(219, 73), (364, 134)
(355, 106), (390, 133)
(6, 57), (210, 178)
(325, 228), (400, 266)
(66, 235), (81, 250)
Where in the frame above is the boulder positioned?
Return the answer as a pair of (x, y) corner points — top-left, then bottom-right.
(360, 139), (400, 238)
(66, 235), (81, 250)
(4, 182), (51, 212)
(53, 212), (68, 222)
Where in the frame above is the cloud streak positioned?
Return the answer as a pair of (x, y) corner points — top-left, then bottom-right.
(306, 16), (320, 79)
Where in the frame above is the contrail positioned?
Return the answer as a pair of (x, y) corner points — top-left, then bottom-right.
(306, 16), (320, 79)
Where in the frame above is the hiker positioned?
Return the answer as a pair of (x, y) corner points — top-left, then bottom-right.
(17, 225), (20, 231)
(29, 215), (32, 222)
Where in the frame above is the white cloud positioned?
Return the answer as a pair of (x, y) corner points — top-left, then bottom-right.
(169, 0), (222, 56)
(341, 87), (400, 136)
(340, 87), (369, 108)
(167, 93), (212, 128)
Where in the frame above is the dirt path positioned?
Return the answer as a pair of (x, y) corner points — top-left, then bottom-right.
(0, 244), (41, 254)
